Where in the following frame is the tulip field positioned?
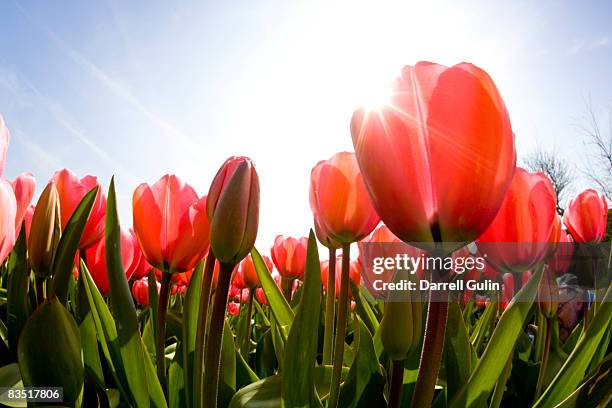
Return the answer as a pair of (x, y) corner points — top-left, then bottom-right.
(0, 62), (611, 408)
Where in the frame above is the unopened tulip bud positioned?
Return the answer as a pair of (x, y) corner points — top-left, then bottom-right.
(538, 267), (559, 319)
(208, 157), (260, 265)
(28, 181), (61, 278)
(380, 299), (423, 360)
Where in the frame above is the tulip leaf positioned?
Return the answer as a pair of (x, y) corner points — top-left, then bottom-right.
(349, 280), (379, 336)
(533, 284), (612, 407)
(51, 186), (98, 305)
(236, 348), (260, 388)
(281, 231), (323, 408)
(169, 341), (186, 408)
(105, 178), (166, 408)
(6, 226), (30, 357)
(0, 363), (21, 388)
(220, 319), (237, 407)
(181, 260), (203, 408)
(338, 317), (385, 408)
(470, 299), (497, 355)
(17, 297), (84, 405)
(251, 247), (294, 334)
(449, 268), (542, 408)
(76, 269), (105, 388)
(229, 366), (348, 408)
(444, 301), (477, 399)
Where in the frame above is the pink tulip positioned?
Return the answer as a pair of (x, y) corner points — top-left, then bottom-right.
(10, 172), (35, 235)
(270, 235), (308, 280)
(85, 229), (136, 295)
(0, 179), (16, 263)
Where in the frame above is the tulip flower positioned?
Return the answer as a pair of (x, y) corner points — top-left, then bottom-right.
(133, 174), (210, 273)
(270, 235), (307, 280)
(351, 62), (515, 253)
(255, 287), (268, 305)
(53, 169), (106, 249)
(228, 302), (240, 317)
(478, 169), (557, 274)
(132, 278), (158, 307)
(28, 182), (61, 278)
(85, 229), (136, 295)
(548, 229), (574, 275)
(0, 115), (9, 177)
(129, 228), (152, 280)
(563, 189), (608, 243)
(321, 257), (360, 298)
(538, 267), (559, 319)
(238, 253), (270, 290)
(203, 156), (260, 408)
(10, 172), (35, 235)
(0, 179), (16, 264)
(23, 205), (34, 240)
(133, 174), (210, 393)
(350, 62), (516, 408)
(309, 152), (379, 244)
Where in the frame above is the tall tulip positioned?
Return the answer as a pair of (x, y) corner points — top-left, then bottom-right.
(351, 62), (516, 408)
(478, 169), (558, 274)
(10, 172), (35, 235)
(563, 189), (608, 243)
(133, 174), (210, 394)
(28, 182), (61, 278)
(53, 169), (106, 249)
(85, 229), (136, 295)
(0, 179), (16, 265)
(202, 156), (259, 408)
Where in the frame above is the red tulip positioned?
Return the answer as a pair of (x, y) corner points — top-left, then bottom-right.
(478, 168), (557, 274)
(132, 174), (210, 273)
(563, 189), (608, 243)
(310, 152), (379, 244)
(351, 62), (515, 252)
(255, 287), (268, 305)
(237, 254), (271, 290)
(132, 278), (158, 307)
(10, 172), (35, 235)
(321, 257), (361, 298)
(85, 229), (136, 295)
(0, 179), (16, 264)
(53, 169), (106, 249)
(0, 115), (9, 177)
(207, 157), (259, 265)
(548, 229), (574, 275)
(129, 228), (152, 280)
(228, 302), (240, 317)
(502, 273), (514, 311)
(270, 235), (307, 279)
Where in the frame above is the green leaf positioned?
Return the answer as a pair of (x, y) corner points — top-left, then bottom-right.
(220, 319), (237, 408)
(229, 366), (348, 408)
(51, 186), (98, 305)
(105, 178), (166, 408)
(17, 297), (84, 405)
(449, 268), (542, 408)
(349, 280), (379, 336)
(251, 247), (294, 335)
(444, 301), (476, 399)
(470, 299), (497, 355)
(338, 317), (385, 408)
(236, 348), (260, 389)
(182, 260), (203, 407)
(0, 363), (21, 387)
(169, 341), (186, 408)
(6, 226), (30, 357)
(533, 285), (612, 407)
(281, 231), (322, 408)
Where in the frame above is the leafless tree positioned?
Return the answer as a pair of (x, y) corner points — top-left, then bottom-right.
(577, 101), (612, 198)
(524, 147), (575, 214)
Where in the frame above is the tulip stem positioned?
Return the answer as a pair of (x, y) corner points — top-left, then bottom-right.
(35, 277), (45, 306)
(281, 276), (293, 302)
(411, 256), (449, 408)
(202, 262), (234, 408)
(194, 252), (216, 408)
(156, 271), (172, 397)
(328, 243), (350, 408)
(241, 288), (254, 359)
(534, 316), (551, 399)
(388, 359), (404, 408)
(323, 247), (337, 366)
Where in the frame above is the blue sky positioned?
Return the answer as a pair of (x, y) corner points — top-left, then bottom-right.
(1, 0), (611, 248)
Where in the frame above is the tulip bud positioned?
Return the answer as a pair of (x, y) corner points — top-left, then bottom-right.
(380, 300), (423, 360)
(28, 181), (61, 278)
(538, 267), (558, 319)
(501, 273), (514, 311)
(208, 157), (260, 265)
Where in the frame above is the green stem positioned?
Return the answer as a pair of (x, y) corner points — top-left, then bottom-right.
(490, 348), (513, 408)
(281, 276), (293, 302)
(388, 359), (405, 408)
(194, 251), (216, 408)
(411, 256), (449, 408)
(35, 276), (45, 306)
(534, 316), (552, 399)
(323, 247), (337, 365)
(156, 271), (172, 397)
(241, 289), (255, 359)
(328, 243), (350, 408)
(202, 262), (234, 408)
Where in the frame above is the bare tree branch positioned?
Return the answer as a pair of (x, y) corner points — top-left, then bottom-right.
(523, 147), (575, 214)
